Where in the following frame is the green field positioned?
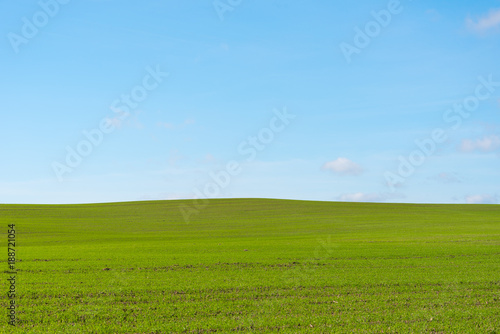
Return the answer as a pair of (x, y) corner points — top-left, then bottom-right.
(1, 199), (499, 333)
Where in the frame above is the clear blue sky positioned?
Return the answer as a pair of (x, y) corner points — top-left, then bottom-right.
(1, 0), (499, 204)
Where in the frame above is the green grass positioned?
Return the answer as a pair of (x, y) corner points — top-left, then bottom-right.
(1, 198), (499, 333)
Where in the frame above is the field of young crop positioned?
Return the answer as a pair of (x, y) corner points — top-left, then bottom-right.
(1, 199), (499, 333)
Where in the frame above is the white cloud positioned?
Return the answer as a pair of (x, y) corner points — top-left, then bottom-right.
(338, 192), (404, 203)
(460, 135), (500, 153)
(323, 157), (363, 175)
(466, 8), (500, 33)
(465, 194), (498, 204)
(339, 192), (382, 202)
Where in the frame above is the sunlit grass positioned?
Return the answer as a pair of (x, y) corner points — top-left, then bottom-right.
(1, 199), (499, 333)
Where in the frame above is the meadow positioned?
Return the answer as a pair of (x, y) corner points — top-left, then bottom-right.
(1, 198), (499, 333)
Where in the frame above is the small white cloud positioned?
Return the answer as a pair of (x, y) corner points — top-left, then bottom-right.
(465, 194), (498, 204)
(323, 157), (363, 176)
(466, 8), (500, 34)
(338, 192), (404, 203)
(460, 135), (500, 153)
(339, 192), (381, 202)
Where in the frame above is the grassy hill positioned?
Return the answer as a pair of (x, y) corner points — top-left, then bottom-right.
(1, 199), (499, 333)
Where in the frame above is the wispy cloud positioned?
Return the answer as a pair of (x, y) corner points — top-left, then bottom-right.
(428, 172), (462, 184)
(460, 135), (500, 153)
(426, 9), (441, 22)
(201, 154), (217, 164)
(338, 192), (404, 203)
(157, 119), (195, 130)
(157, 121), (174, 129)
(465, 194), (498, 204)
(322, 157), (363, 176)
(466, 8), (500, 34)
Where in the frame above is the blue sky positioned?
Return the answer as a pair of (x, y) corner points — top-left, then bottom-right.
(1, 0), (499, 204)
